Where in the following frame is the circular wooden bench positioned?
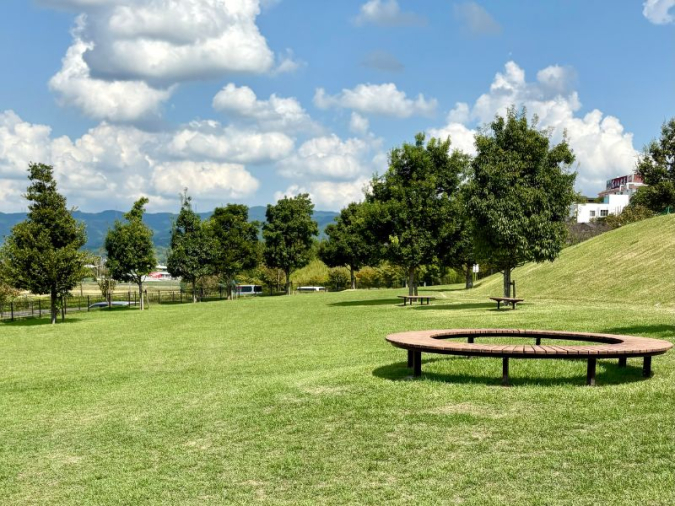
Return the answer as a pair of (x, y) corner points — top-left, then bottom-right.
(385, 329), (673, 386)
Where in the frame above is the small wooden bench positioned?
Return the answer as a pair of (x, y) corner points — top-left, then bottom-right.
(490, 296), (524, 310)
(385, 328), (673, 386)
(397, 295), (435, 306)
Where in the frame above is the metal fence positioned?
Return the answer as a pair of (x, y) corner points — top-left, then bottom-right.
(0, 289), (231, 322)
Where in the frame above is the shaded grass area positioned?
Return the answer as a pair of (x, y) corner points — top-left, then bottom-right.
(0, 286), (674, 505)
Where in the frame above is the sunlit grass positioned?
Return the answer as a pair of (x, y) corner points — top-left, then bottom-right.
(0, 282), (673, 505)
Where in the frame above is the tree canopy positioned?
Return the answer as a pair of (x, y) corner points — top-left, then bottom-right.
(0, 163), (87, 323)
(318, 202), (376, 289)
(262, 194), (318, 295)
(365, 133), (468, 295)
(632, 117), (675, 213)
(167, 191), (214, 302)
(104, 197), (156, 310)
(207, 204), (259, 299)
(466, 108), (576, 297)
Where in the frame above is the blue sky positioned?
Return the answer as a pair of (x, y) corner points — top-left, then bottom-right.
(0, 0), (673, 213)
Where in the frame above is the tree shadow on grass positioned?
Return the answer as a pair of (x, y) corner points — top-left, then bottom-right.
(373, 358), (647, 387)
(0, 317), (81, 327)
(329, 299), (399, 307)
(603, 325), (675, 339)
(413, 302), (495, 311)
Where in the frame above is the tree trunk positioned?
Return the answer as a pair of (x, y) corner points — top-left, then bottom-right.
(227, 277), (233, 300)
(465, 264), (473, 289)
(350, 266), (356, 290)
(138, 281), (144, 310)
(50, 289), (57, 324)
(408, 267), (416, 296)
(285, 270), (291, 295)
(503, 269), (512, 297)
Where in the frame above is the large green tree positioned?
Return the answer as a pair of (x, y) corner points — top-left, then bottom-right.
(632, 117), (675, 213)
(318, 202), (376, 289)
(262, 194), (318, 295)
(0, 163), (87, 323)
(167, 192), (214, 302)
(104, 197), (157, 310)
(365, 133), (468, 295)
(467, 109), (576, 297)
(207, 204), (259, 299)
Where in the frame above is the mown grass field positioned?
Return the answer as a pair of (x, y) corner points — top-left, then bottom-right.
(0, 216), (673, 505)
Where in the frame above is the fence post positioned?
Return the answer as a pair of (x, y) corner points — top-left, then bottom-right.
(38, 299), (42, 318)
(87, 295), (90, 311)
(31, 301), (34, 317)
(10, 302), (14, 322)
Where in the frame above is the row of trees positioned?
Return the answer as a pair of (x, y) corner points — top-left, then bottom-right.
(1, 111), (672, 323)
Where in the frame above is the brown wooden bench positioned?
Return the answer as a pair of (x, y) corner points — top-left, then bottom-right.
(385, 329), (673, 386)
(490, 297), (524, 310)
(397, 295), (435, 306)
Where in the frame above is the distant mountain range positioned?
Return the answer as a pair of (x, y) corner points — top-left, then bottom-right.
(0, 207), (339, 252)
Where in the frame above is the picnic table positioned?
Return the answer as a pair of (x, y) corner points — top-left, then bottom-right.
(397, 295), (435, 306)
(490, 296), (524, 310)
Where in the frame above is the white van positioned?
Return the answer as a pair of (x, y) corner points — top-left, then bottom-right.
(236, 284), (263, 296)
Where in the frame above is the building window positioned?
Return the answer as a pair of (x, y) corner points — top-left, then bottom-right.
(589, 210), (596, 217)
(600, 210), (608, 217)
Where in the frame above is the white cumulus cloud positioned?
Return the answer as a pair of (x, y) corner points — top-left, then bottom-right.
(48, 22), (174, 122)
(349, 112), (370, 135)
(0, 111), (264, 212)
(75, 0), (276, 82)
(427, 61), (639, 194)
(277, 134), (384, 180)
(152, 161), (259, 199)
(314, 83), (437, 118)
(212, 84), (318, 133)
(169, 120), (295, 164)
(354, 0), (425, 27)
(274, 178), (371, 211)
(643, 0), (675, 24)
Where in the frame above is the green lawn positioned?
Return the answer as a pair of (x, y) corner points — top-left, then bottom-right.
(1, 284), (674, 505)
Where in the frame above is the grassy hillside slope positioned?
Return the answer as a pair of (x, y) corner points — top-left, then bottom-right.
(472, 214), (675, 306)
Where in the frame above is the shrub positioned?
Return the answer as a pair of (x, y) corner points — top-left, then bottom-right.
(328, 267), (350, 291)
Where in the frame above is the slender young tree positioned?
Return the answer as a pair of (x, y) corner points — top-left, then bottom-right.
(467, 108), (576, 297)
(263, 194), (318, 295)
(318, 202), (376, 289)
(0, 163), (86, 323)
(104, 197), (157, 310)
(208, 204), (259, 299)
(167, 191), (214, 302)
(365, 133), (467, 296)
(632, 117), (675, 213)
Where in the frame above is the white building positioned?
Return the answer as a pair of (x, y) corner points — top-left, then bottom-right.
(571, 194), (631, 223)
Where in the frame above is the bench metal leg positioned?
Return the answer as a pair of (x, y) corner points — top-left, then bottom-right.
(407, 350), (413, 368)
(618, 357), (627, 368)
(497, 301), (501, 310)
(502, 358), (510, 386)
(586, 358), (597, 386)
(412, 351), (422, 377)
(468, 336), (474, 344)
(643, 356), (652, 378)
(535, 337), (541, 346)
